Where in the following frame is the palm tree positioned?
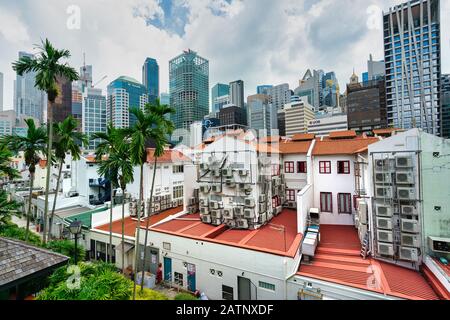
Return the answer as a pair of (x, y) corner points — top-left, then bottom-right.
(48, 116), (88, 240)
(97, 137), (134, 273)
(93, 124), (121, 264)
(12, 38), (79, 244)
(0, 191), (21, 226)
(0, 145), (20, 181)
(139, 100), (175, 293)
(0, 119), (47, 241)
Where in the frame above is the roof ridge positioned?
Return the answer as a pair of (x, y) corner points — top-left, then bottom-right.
(0, 236), (69, 260)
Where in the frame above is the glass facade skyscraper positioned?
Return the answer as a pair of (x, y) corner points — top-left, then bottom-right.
(83, 87), (106, 150)
(383, 0), (441, 135)
(211, 83), (229, 115)
(142, 58), (159, 103)
(229, 80), (244, 109)
(107, 76), (148, 129)
(441, 74), (450, 138)
(169, 49), (209, 140)
(256, 85), (273, 95)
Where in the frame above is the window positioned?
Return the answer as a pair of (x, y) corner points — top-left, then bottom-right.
(271, 164), (280, 176)
(173, 186), (183, 199)
(259, 281), (275, 292)
(338, 193), (352, 214)
(222, 285), (234, 300)
(284, 161), (294, 173)
(319, 161), (331, 174)
(173, 165), (184, 173)
(174, 272), (183, 286)
(337, 161), (350, 174)
(320, 192), (333, 213)
(286, 189), (296, 201)
(297, 161), (307, 173)
(272, 196), (280, 208)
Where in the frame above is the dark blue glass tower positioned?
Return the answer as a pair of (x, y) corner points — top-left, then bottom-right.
(142, 58), (159, 104)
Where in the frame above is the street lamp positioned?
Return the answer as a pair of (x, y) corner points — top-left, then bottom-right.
(69, 219), (82, 264)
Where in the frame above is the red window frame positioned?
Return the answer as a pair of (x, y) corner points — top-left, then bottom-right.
(284, 161), (294, 173)
(320, 192), (333, 213)
(272, 196), (281, 208)
(286, 189), (296, 201)
(319, 161), (331, 174)
(271, 164), (280, 176)
(337, 161), (350, 174)
(297, 161), (307, 173)
(338, 193), (352, 214)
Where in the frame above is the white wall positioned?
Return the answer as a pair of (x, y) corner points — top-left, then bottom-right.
(283, 154), (308, 196)
(297, 184), (314, 234)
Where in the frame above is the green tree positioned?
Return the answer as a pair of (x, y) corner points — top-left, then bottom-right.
(0, 191), (21, 226)
(12, 38), (79, 244)
(45, 240), (85, 264)
(97, 137), (134, 273)
(0, 145), (20, 180)
(48, 116), (88, 240)
(1, 119), (47, 241)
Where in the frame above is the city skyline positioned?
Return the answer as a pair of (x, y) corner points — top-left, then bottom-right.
(0, 0), (449, 110)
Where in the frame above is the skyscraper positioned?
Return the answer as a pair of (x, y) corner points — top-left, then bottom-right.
(267, 83), (291, 111)
(211, 83), (229, 115)
(0, 72), (3, 111)
(229, 80), (244, 109)
(169, 49), (209, 140)
(160, 92), (170, 106)
(321, 72), (340, 108)
(83, 87), (106, 150)
(107, 76), (148, 129)
(14, 52), (46, 123)
(441, 74), (450, 138)
(51, 75), (72, 123)
(294, 69), (323, 112)
(256, 85), (273, 95)
(367, 54), (385, 81)
(72, 81), (83, 131)
(383, 0), (441, 135)
(142, 58), (159, 103)
(247, 94), (277, 135)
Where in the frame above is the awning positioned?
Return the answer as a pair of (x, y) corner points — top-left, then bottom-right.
(116, 242), (135, 253)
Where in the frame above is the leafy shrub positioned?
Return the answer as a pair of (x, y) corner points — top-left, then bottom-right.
(174, 293), (198, 300)
(135, 286), (169, 300)
(0, 223), (41, 246)
(45, 240), (85, 264)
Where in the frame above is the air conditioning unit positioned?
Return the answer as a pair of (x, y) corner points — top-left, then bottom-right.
(200, 207), (209, 215)
(189, 198), (196, 205)
(154, 195), (161, 202)
(234, 207), (243, 216)
(201, 215), (211, 223)
(210, 201), (219, 209)
(375, 172), (392, 184)
(217, 201), (224, 209)
(396, 172), (414, 184)
(401, 234), (421, 248)
(213, 169), (221, 177)
(287, 202), (296, 209)
(375, 158), (393, 172)
(225, 180), (236, 188)
(211, 210), (223, 219)
(375, 186), (393, 198)
(259, 203), (267, 213)
(258, 212), (267, 224)
(401, 205), (417, 216)
(377, 242), (394, 256)
(236, 219), (249, 229)
(401, 219), (420, 233)
(397, 187), (415, 200)
(375, 204), (393, 217)
(259, 194), (266, 203)
(396, 156), (413, 168)
(200, 163), (209, 171)
(244, 184), (253, 192)
(399, 247), (419, 262)
(239, 169), (248, 176)
(354, 215), (360, 228)
(172, 201), (178, 207)
(212, 218), (222, 226)
(211, 184), (222, 193)
(200, 185), (210, 193)
(428, 236), (450, 253)
(199, 198), (209, 207)
(358, 201), (368, 224)
(244, 198), (255, 207)
(376, 217), (392, 230)
(238, 183), (246, 190)
(244, 208), (255, 218)
(275, 206), (283, 215)
(223, 209), (234, 219)
(222, 168), (233, 177)
(377, 230), (393, 243)
(226, 220), (236, 228)
(178, 199), (184, 206)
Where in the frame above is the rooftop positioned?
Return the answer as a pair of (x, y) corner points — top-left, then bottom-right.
(0, 237), (69, 290)
(297, 225), (439, 300)
(146, 148), (192, 163)
(93, 206), (184, 237)
(150, 209), (302, 257)
(312, 136), (379, 156)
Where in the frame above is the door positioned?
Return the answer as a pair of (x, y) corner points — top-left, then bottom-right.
(163, 257), (172, 281)
(187, 263), (196, 292)
(149, 249), (159, 275)
(238, 276), (251, 300)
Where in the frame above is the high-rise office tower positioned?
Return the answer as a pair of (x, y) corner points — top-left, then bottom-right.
(441, 74), (450, 138)
(247, 94), (277, 135)
(160, 92), (170, 106)
(383, 0), (441, 135)
(321, 72), (340, 108)
(107, 76), (148, 129)
(256, 85), (273, 95)
(169, 49), (209, 139)
(294, 69), (323, 112)
(267, 83), (291, 111)
(82, 87), (106, 150)
(229, 80), (244, 109)
(0, 72), (3, 111)
(218, 104), (247, 127)
(367, 54), (385, 81)
(211, 83), (230, 115)
(142, 58), (159, 103)
(14, 52), (46, 123)
(72, 81), (83, 131)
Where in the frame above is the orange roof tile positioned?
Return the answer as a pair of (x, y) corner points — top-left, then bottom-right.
(260, 136), (281, 143)
(373, 128), (402, 135)
(297, 225), (440, 300)
(146, 148), (191, 163)
(292, 133), (315, 141)
(312, 137), (379, 155)
(278, 140), (312, 154)
(329, 130), (357, 139)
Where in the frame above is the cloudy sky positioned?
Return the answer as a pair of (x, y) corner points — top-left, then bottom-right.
(0, 0), (449, 109)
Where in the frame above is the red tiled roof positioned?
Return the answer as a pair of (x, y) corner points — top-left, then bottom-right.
(150, 209), (302, 257)
(373, 128), (402, 135)
(329, 130), (357, 139)
(292, 133), (315, 141)
(297, 225), (440, 300)
(278, 140), (312, 154)
(146, 148), (191, 163)
(94, 206), (184, 237)
(260, 136), (281, 143)
(312, 137), (379, 156)
(422, 260), (450, 300)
